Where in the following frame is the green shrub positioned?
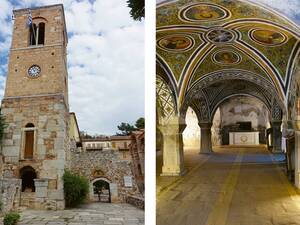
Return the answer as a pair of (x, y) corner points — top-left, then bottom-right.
(3, 212), (20, 225)
(63, 170), (89, 207)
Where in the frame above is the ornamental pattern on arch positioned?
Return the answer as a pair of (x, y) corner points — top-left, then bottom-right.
(156, 76), (176, 122)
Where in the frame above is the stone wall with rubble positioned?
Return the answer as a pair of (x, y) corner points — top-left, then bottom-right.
(70, 146), (142, 203)
(0, 179), (21, 213)
(1, 95), (69, 210)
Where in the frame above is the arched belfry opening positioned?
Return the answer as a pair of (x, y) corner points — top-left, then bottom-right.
(20, 166), (37, 192)
(29, 21), (46, 46)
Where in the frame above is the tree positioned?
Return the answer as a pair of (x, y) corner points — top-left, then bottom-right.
(116, 122), (136, 136)
(135, 117), (144, 129)
(63, 170), (89, 208)
(127, 0), (144, 21)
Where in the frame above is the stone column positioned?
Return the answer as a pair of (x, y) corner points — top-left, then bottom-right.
(292, 99), (300, 188)
(159, 117), (186, 176)
(271, 121), (282, 153)
(199, 122), (213, 154)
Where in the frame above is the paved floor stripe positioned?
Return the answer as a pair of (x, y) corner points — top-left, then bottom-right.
(204, 150), (243, 225)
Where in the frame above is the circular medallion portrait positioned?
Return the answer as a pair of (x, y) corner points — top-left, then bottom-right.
(212, 50), (241, 65)
(180, 3), (230, 22)
(250, 29), (287, 46)
(157, 35), (194, 52)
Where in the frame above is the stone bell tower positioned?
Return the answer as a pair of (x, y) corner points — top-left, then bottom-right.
(0, 4), (69, 210)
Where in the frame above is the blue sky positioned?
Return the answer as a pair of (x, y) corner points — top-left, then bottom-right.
(0, 0), (144, 135)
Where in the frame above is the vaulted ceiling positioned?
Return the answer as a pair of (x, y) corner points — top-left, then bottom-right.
(156, 0), (300, 114)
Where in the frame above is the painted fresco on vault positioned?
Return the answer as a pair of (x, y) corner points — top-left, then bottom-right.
(158, 36), (193, 51)
(180, 4), (229, 22)
(251, 29), (287, 46)
(213, 50), (241, 65)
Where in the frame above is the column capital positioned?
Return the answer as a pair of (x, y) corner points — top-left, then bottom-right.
(198, 122), (213, 129)
(271, 120), (282, 126)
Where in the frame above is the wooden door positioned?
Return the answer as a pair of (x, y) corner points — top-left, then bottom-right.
(24, 130), (34, 159)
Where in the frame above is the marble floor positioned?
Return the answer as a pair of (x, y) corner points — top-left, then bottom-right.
(157, 146), (300, 225)
(0, 203), (144, 225)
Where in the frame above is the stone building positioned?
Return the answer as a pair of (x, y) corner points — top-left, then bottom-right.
(0, 4), (69, 211)
(129, 130), (145, 195)
(69, 113), (143, 204)
(0, 4), (144, 212)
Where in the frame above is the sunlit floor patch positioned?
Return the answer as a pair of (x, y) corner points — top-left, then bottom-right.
(157, 146), (300, 225)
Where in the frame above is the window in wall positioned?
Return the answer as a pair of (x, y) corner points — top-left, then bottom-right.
(29, 22), (45, 46)
(24, 123), (34, 159)
(29, 24), (37, 45)
(38, 22), (45, 45)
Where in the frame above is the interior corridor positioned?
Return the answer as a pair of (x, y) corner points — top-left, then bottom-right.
(157, 146), (300, 225)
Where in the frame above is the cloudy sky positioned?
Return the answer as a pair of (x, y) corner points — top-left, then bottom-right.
(0, 0), (144, 135)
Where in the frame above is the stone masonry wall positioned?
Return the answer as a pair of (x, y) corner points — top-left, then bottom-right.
(70, 147), (142, 203)
(1, 95), (69, 210)
(0, 179), (21, 213)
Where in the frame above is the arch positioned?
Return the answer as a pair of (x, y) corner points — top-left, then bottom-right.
(210, 93), (271, 123)
(25, 123), (34, 128)
(90, 177), (111, 203)
(28, 18), (46, 46)
(20, 166), (37, 192)
(182, 70), (286, 121)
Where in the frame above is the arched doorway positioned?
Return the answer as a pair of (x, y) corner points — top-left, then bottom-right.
(91, 178), (111, 203)
(20, 166), (37, 192)
(183, 107), (200, 151)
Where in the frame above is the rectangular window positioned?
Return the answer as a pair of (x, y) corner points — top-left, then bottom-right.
(24, 130), (34, 158)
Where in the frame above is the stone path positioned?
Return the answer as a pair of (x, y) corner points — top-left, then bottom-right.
(0, 203), (144, 225)
(157, 146), (300, 225)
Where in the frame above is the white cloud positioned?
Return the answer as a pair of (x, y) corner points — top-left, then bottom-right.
(0, 0), (144, 135)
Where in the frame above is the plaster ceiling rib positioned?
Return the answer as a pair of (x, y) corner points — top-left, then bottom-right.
(157, 25), (207, 32)
(177, 43), (215, 107)
(224, 19), (300, 39)
(156, 55), (179, 101)
(234, 40), (285, 100)
(285, 41), (300, 97)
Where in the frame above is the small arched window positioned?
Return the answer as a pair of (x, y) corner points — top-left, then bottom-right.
(29, 22), (45, 46)
(24, 123), (35, 159)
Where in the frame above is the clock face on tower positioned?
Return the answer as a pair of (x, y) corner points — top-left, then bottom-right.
(28, 65), (41, 78)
